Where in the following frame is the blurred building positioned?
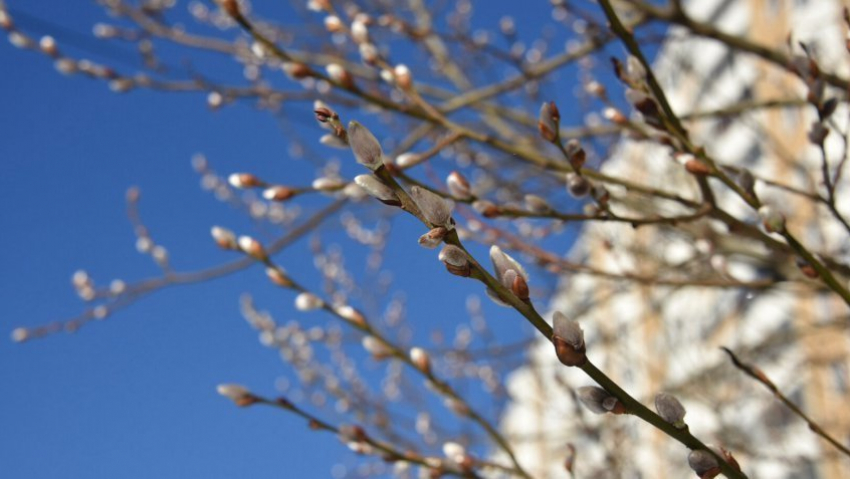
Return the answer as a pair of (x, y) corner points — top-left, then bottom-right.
(501, 0), (850, 477)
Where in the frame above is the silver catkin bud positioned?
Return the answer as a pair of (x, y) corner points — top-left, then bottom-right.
(354, 174), (399, 205)
(410, 186), (454, 228)
(348, 121), (384, 170)
(687, 449), (719, 477)
(552, 311), (586, 366)
(439, 244), (471, 277)
(576, 386), (625, 415)
(490, 245), (528, 290)
(654, 392), (687, 428)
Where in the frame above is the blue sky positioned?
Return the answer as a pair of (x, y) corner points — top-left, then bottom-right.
(0, 2), (626, 477)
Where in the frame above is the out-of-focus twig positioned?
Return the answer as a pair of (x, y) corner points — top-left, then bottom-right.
(722, 347), (850, 459)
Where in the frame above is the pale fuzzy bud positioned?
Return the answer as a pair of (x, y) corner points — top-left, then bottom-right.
(442, 442), (466, 463)
(136, 237), (153, 254)
(409, 347), (431, 373)
(394, 64), (412, 89)
(444, 397), (471, 416)
(126, 186), (141, 204)
(410, 186), (454, 228)
(674, 152), (695, 166)
(418, 227), (447, 249)
(132, 74), (150, 87)
(538, 101), (560, 142)
(295, 292), (323, 311)
(319, 133), (348, 149)
(93, 305), (109, 320)
(338, 424), (367, 443)
(566, 173), (591, 198)
(499, 16), (515, 35)
(470, 199), (497, 218)
(394, 152), (419, 168)
(346, 441), (373, 455)
(217, 383), (248, 399)
(342, 434), (370, 453)
(250, 42), (267, 59)
(415, 412), (431, 435)
(217, 383), (257, 406)
(654, 393), (687, 428)
(576, 386), (624, 414)
(758, 206), (786, 233)
(351, 19), (369, 43)
(109, 279), (126, 295)
(348, 121), (384, 170)
(265, 267), (293, 287)
(576, 387), (608, 413)
(108, 78), (134, 93)
(0, 10), (12, 30)
(228, 173), (263, 189)
(54, 58), (78, 75)
(281, 61), (310, 79)
(72, 269), (91, 289)
(237, 235), (266, 259)
(78, 60), (112, 79)
(362, 335), (390, 357)
(324, 15), (342, 32)
(342, 182), (367, 200)
(11, 327), (29, 343)
(379, 68), (394, 84)
(307, 0), (330, 12)
(392, 461), (411, 476)
(326, 63), (353, 88)
(524, 194), (551, 213)
(311, 177), (345, 191)
(439, 245), (467, 267)
(355, 174), (399, 205)
(211, 226), (237, 249)
(207, 91), (224, 109)
(490, 245), (528, 289)
(446, 171), (471, 200)
(585, 80), (606, 97)
(552, 311), (586, 366)
(92, 23), (116, 39)
(39, 35), (58, 56)
(152, 245), (168, 263)
(8, 31), (32, 49)
(626, 55), (647, 83)
(565, 139), (586, 169)
(709, 254), (727, 275)
(262, 186), (296, 202)
(603, 107), (627, 124)
(687, 449), (720, 478)
(335, 305), (366, 326)
(313, 100), (336, 123)
(439, 245), (471, 277)
(79, 287), (96, 301)
(358, 42), (378, 64)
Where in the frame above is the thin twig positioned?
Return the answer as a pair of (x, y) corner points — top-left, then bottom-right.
(721, 347), (850, 459)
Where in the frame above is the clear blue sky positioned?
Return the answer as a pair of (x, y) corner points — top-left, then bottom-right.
(0, 2), (633, 477)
